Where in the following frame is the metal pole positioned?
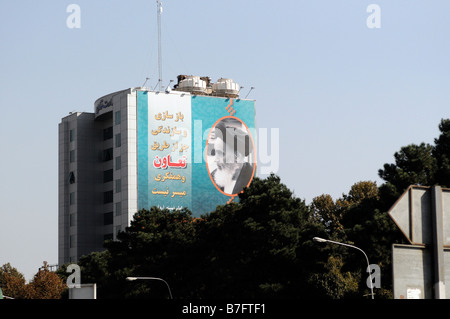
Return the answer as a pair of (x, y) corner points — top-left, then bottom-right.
(156, 0), (163, 91)
(431, 185), (446, 299)
(126, 276), (173, 299)
(313, 237), (374, 299)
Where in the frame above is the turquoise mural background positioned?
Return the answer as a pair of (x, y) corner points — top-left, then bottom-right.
(137, 91), (256, 217)
(137, 91), (148, 210)
(191, 96), (256, 215)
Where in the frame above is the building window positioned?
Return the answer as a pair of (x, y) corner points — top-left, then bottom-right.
(103, 127), (113, 140)
(102, 148), (113, 162)
(115, 110), (121, 125)
(103, 169), (113, 183)
(115, 133), (121, 148)
(70, 235), (75, 248)
(70, 129), (75, 142)
(115, 179), (121, 193)
(69, 192), (75, 205)
(115, 202), (121, 216)
(70, 214), (75, 227)
(70, 150), (75, 163)
(103, 190), (113, 204)
(68, 172), (75, 184)
(115, 156), (121, 170)
(103, 212), (113, 225)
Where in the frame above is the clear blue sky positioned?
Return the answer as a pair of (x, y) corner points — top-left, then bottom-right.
(1, 0), (449, 281)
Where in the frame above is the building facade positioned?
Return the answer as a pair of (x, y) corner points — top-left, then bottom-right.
(58, 76), (256, 265)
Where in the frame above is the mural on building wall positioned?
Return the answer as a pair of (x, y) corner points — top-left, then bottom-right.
(137, 91), (256, 216)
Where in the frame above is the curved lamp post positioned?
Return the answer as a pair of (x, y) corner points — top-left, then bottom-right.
(126, 276), (173, 299)
(313, 237), (374, 299)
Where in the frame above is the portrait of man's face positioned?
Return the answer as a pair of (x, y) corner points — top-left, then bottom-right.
(206, 117), (256, 195)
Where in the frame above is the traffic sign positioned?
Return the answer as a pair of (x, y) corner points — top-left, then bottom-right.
(392, 244), (432, 299)
(388, 185), (450, 246)
(388, 185), (449, 299)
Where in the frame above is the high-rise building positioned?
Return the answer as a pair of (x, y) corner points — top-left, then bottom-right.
(58, 76), (257, 265)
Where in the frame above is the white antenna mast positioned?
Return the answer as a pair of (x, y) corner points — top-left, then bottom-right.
(157, 0), (163, 91)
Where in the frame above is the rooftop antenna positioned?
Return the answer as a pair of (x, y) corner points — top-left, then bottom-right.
(142, 77), (150, 87)
(165, 79), (174, 92)
(245, 87), (255, 99)
(153, 80), (160, 91)
(157, 0), (163, 91)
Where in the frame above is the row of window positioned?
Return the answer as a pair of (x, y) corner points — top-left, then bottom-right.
(69, 211), (117, 227)
(102, 144), (122, 161)
(70, 113), (121, 163)
(70, 145), (121, 163)
(68, 111), (123, 249)
(104, 157), (121, 178)
(69, 126), (121, 145)
(102, 151), (122, 168)
(103, 181), (121, 200)
(69, 198), (122, 224)
(103, 126), (113, 140)
(103, 204), (122, 225)
(69, 110), (121, 141)
(104, 129), (122, 146)
(69, 188), (121, 206)
(69, 227), (121, 248)
(67, 165), (121, 186)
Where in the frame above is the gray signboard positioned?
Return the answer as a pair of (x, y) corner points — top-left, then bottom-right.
(389, 185), (449, 299)
(392, 244), (450, 299)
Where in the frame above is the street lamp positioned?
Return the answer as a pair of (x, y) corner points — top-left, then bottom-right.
(312, 237), (375, 299)
(126, 276), (173, 299)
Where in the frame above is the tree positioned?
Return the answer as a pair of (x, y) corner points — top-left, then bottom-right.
(319, 119), (450, 298)
(378, 143), (437, 198)
(74, 118), (450, 299)
(310, 181), (379, 240)
(26, 262), (66, 299)
(193, 175), (309, 298)
(0, 263), (27, 299)
(340, 182), (402, 299)
(309, 181), (402, 298)
(310, 194), (349, 239)
(308, 255), (359, 299)
(98, 207), (198, 299)
(195, 174), (322, 298)
(433, 119), (450, 187)
(345, 181), (379, 204)
(0, 262), (67, 299)
(77, 174), (328, 299)
(377, 119), (450, 202)
(369, 118), (450, 298)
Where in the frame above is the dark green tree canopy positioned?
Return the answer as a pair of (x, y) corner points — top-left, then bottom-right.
(379, 119), (450, 200)
(71, 118), (450, 300)
(378, 143), (437, 192)
(76, 175), (329, 299)
(433, 119), (450, 186)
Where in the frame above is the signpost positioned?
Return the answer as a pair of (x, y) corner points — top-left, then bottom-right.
(388, 185), (450, 299)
